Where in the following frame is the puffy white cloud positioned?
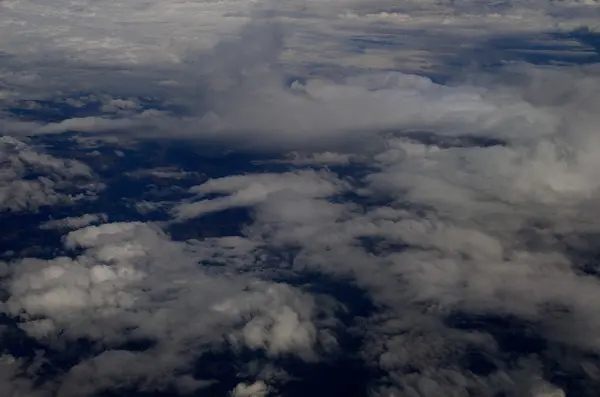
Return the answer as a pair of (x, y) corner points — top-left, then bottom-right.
(1, 222), (336, 394)
(214, 284), (320, 359)
(231, 380), (269, 397)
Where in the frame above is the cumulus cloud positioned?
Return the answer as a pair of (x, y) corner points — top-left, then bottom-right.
(231, 380), (269, 397)
(0, 136), (101, 212)
(1, 222), (337, 394)
(160, 64), (600, 395)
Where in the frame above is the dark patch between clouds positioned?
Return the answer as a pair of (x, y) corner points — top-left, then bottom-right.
(444, 312), (600, 396)
(446, 313), (547, 359)
(383, 130), (507, 149)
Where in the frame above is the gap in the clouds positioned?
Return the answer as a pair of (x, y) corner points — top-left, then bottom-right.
(277, 276), (382, 397)
(30, 135), (283, 229)
(0, 212), (64, 259)
(341, 27), (600, 87)
(441, 312), (600, 395)
(542, 345), (600, 397)
(446, 313), (547, 359)
(355, 236), (410, 257)
(349, 36), (402, 53)
(418, 28), (600, 85)
(189, 336), (374, 397)
(385, 130), (507, 149)
(169, 207), (254, 241)
(7, 94), (179, 124)
(38, 338), (104, 380)
(10, 134), (380, 249)
(556, 27), (600, 59)
(308, 27), (600, 92)
(0, 315), (46, 359)
(561, 233), (600, 280)
(0, 315), (160, 390)
(479, 33), (600, 67)
(0, 315), (106, 385)
(276, 356), (372, 397)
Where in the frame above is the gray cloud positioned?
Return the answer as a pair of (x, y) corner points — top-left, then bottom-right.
(170, 63), (600, 392)
(0, 136), (102, 212)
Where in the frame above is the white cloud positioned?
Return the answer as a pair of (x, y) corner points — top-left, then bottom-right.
(173, 170), (349, 220)
(231, 380), (269, 397)
(1, 222), (337, 394)
(214, 284), (320, 359)
(40, 213), (108, 230)
(0, 136), (102, 212)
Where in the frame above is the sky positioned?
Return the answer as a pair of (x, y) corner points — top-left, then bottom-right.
(1, 0), (600, 396)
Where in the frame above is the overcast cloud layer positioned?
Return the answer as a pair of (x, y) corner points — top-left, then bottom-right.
(2, 0), (600, 396)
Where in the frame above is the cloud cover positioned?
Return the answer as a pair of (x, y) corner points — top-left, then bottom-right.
(1, 0), (599, 143)
(2, 0), (600, 396)
(1, 221), (339, 395)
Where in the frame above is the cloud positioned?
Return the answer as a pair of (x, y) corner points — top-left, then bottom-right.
(172, 170), (349, 220)
(34, 112), (165, 135)
(1, 0), (598, 145)
(162, 64), (600, 393)
(0, 353), (52, 397)
(253, 151), (358, 166)
(1, 222), (337, 394)
(125, 167), (199, 180)
(231, 380), (269, 397)
(55, 350), (214, 397)
(0, 136), (102, 212)
(2, 0), (600, 395)
(40, 213), (108, 230)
